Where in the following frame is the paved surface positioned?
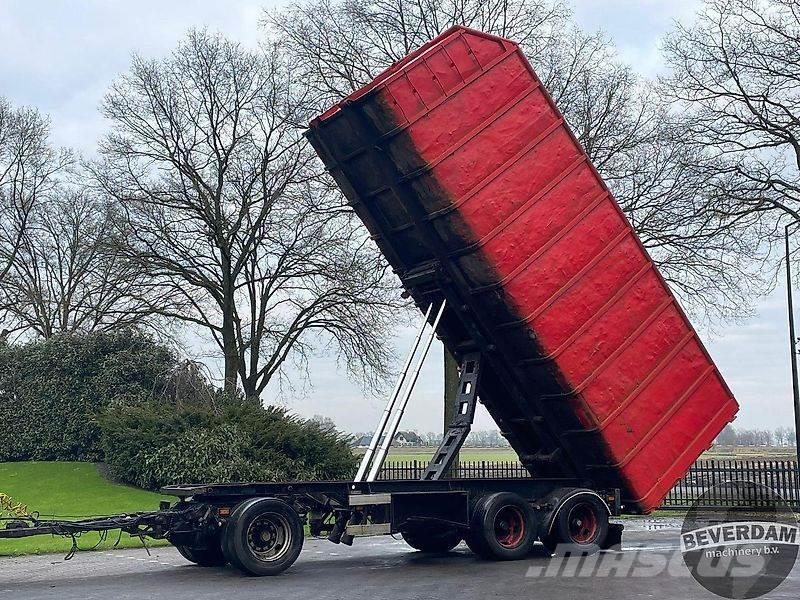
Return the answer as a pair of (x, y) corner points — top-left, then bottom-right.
(2, 520), (799, 600)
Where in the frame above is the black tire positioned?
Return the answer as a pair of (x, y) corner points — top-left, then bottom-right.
(221, 498), (304, 576)
(465, 492), (537, 560)
(175, 540), (227, 567)
(175, 545), (196, 563)
(541, 493), (609, 555)
(402, 526), (462, 552)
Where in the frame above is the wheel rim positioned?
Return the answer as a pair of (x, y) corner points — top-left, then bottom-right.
(246, 512), (292, 562)
(494, 505), (526, 548)
(567, 502), (599, 544)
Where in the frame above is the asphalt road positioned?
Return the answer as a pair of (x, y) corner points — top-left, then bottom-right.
(2, 520), (799, 600)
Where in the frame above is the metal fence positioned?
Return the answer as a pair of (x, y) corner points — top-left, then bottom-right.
(378, 458), (800, 510)
(661, 459), (800, 510)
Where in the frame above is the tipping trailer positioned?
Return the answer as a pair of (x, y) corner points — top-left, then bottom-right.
(0, 26), (737, 577)
(305, 25), (739, 513)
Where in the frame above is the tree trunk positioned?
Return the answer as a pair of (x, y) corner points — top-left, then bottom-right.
(240, 376), (260, 406)
(220, 259), (239, 399)
(221, 317), (239, 398)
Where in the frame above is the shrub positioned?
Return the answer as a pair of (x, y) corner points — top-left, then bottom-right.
(97, 400), (357, 490)
(0, 329), (357, 488)
(0, 330), (177, 462)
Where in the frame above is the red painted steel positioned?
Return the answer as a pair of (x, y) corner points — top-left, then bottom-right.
(308, 26), (739, 513)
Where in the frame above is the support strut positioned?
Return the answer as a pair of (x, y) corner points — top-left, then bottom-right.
(354, 304), (433, 483)
(421, 352), (482, 480)
(365, 300), (447, 482)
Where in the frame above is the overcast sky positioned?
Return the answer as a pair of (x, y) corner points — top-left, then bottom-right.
(1, 0), (795, 435)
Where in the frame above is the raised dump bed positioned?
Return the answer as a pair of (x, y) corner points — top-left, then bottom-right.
(307, 26), (739, 513)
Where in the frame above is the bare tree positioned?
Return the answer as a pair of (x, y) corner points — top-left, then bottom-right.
(774, 426), (789, 446)
(267, 0), (568, 102)
(0, 98), (70, 290)
(93, 31), (400, 400)
(604, 100), (772, 324)
(0, 187), (158, 339)
(266, 0), (655, 179)
(715, 423), (738, 445)
(266, 0), (769, 322)
(662, 0), (800, 275)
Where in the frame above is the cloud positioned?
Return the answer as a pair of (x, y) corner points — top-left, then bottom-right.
(571, 0), (703, 76)
(0, 0), (267, 152)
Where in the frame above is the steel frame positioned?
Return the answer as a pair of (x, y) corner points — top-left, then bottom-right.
(422, 352), (482, 480)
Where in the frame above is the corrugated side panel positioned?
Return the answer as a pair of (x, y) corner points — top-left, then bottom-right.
(308, 26), (739, 513)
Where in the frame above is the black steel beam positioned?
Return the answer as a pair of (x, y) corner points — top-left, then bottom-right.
(422, 352), (482, 480)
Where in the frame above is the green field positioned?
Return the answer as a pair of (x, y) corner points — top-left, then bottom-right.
(357, 446), (521, 463)
(365, 445), (798, 463)
(0, 462), (169, 557)
(700, 446), (798, 460)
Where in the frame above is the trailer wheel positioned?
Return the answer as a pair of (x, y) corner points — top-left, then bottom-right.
(175, 541), (227, 567)
(465, 492), (536, 560)
(221, 498), (304, 576)
(541, 493), (609, 555)
(402, 526), (462, 553)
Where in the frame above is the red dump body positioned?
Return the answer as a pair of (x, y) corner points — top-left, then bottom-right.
(307, 26), (738, 513)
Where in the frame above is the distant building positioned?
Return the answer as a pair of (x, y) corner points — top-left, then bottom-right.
(351, 431), (423, 448)
(394, 431), (423, 446)
(353, 435), (372, 448)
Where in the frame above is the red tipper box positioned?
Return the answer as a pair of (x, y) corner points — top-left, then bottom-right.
(307, 26), (739, 513)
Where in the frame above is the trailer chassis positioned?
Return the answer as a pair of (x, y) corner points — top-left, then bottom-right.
(1, 477), (623, 575)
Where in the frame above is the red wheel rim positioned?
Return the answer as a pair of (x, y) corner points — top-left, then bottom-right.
(494, 505), (526, 548)
(567, 502), (599, 544)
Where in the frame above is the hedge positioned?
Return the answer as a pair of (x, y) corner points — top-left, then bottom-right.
(0, 330), (176, 462)
(0, 329), (357, 488)
(97, 402), (357, 490)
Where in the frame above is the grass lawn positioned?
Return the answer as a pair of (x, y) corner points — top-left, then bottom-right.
(0, 462), (170, 557)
